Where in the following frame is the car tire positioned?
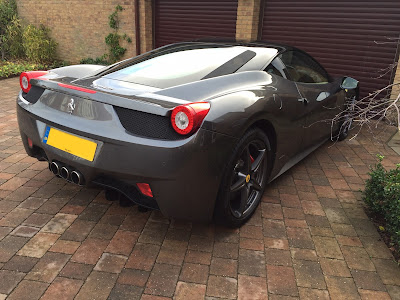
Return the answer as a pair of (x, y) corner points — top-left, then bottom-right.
(338, 95), (356, 141)
(216, 128), (272, 227)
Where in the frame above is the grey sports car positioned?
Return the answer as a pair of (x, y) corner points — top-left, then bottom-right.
(17, 41), (358, 226)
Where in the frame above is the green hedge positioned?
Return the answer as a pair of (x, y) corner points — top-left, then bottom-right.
(1, 0), (58, 63)
(0, 60), (66, 79)
(22, 24), (57, 63)
(80, 56), (109, 66)
(364, 155), (400, 249)
(0, 0), (19, 60)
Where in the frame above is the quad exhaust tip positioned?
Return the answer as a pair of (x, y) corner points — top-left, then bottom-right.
(50, 161), (60, 175)
(60, 166), (70, 180)
(71, 170), (83, 185)
(49, 161), (84, 185)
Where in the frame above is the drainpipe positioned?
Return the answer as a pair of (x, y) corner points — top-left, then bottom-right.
(135, 0), (141, 55)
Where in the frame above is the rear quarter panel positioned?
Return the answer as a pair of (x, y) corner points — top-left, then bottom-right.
(203, 73), (306, 180)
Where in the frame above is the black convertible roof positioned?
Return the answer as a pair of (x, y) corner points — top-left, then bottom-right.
(163, 38), (294, 54)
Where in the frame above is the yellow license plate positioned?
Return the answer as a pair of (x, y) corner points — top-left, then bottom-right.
(43, 126), (97, 161)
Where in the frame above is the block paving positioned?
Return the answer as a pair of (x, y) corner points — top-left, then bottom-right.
(0, 77), (400, 299)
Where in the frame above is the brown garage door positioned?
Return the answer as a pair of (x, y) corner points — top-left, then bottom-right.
(260, 0), (400, 98)
(154, 0), (238, 48)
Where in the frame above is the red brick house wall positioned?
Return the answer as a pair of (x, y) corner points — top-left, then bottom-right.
(16, 0), (137, 63)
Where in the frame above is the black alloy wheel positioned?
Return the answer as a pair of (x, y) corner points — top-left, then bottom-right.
(217, 128), (271, 227)
(229, 141), (266, 218)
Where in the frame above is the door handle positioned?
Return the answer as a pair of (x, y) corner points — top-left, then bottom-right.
(298, 98), (309, 105)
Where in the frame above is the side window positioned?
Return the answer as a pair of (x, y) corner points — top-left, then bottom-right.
(264, 57), (288, 79)
(265, 64), (282, 77)
(279, 51), (329, 84)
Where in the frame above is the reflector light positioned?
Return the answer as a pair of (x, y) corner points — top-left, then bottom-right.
(137, 183), (153, 198)
(175, 111), (190, 131)
(57, 83), (97, 94)
(21, 76), (29, 90)
(19, 71), (49, 93)
(27, 137), (33, 148)
(171, 102), (210, 135)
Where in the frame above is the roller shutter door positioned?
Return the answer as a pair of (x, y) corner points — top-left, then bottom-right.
(154, 0), (238, 48)
(260, 0), (400, 98)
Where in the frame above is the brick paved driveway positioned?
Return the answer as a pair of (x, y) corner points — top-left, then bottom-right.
(0, 77), (400, 300)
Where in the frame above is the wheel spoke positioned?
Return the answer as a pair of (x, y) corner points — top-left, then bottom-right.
(230, 172), (247, 192)
(238, 185), (250, 216)
(251, 149), (266, 173)
(250, 179), (262, 191)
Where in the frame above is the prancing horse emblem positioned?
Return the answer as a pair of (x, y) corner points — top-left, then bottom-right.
(67, 98), (76, 114)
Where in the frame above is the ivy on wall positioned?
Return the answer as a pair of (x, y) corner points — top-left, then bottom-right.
(81, 5), (132, 65)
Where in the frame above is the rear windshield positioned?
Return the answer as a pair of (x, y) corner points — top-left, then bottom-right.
(103, 47), (256, 88)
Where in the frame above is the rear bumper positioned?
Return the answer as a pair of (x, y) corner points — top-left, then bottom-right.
(17, 92), (237, 222)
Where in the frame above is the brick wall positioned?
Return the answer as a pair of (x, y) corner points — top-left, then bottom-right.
(16, 0), (137, 64)
(389, 61), (400, 126)
(391, 62), (400, 100)
(15, 0), (262, 62)
(236, 0), (261, 41)
(139, 0), (153, 53)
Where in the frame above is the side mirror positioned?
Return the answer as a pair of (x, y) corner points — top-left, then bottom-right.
(341, 77), (358, 90)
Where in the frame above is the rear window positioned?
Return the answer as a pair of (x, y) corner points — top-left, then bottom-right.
(103, 47), (256, 88)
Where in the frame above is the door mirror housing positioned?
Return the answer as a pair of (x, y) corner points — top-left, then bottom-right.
(341, 77), (359, 90)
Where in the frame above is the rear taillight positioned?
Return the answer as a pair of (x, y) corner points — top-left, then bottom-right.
(171, 102), (210, 135)
(20, 71), (48, 93)
(137, 183), (153, 198)
(27, 137), (33, 148)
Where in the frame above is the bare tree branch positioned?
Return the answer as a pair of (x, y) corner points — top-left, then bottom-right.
(333, 81), (400, 143)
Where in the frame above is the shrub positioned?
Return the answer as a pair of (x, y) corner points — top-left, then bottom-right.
(0, 60), (67, 79)
(364, 155), (400, 249)
(22, 24), (57, 64)
(0, 61), (45, 78)
(80, 55), (109, 66)
(5, 15), (24, 58)
(364, 155), (386, 214)
(383, 167), (400, 247)
(0, 0), (18, 59)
